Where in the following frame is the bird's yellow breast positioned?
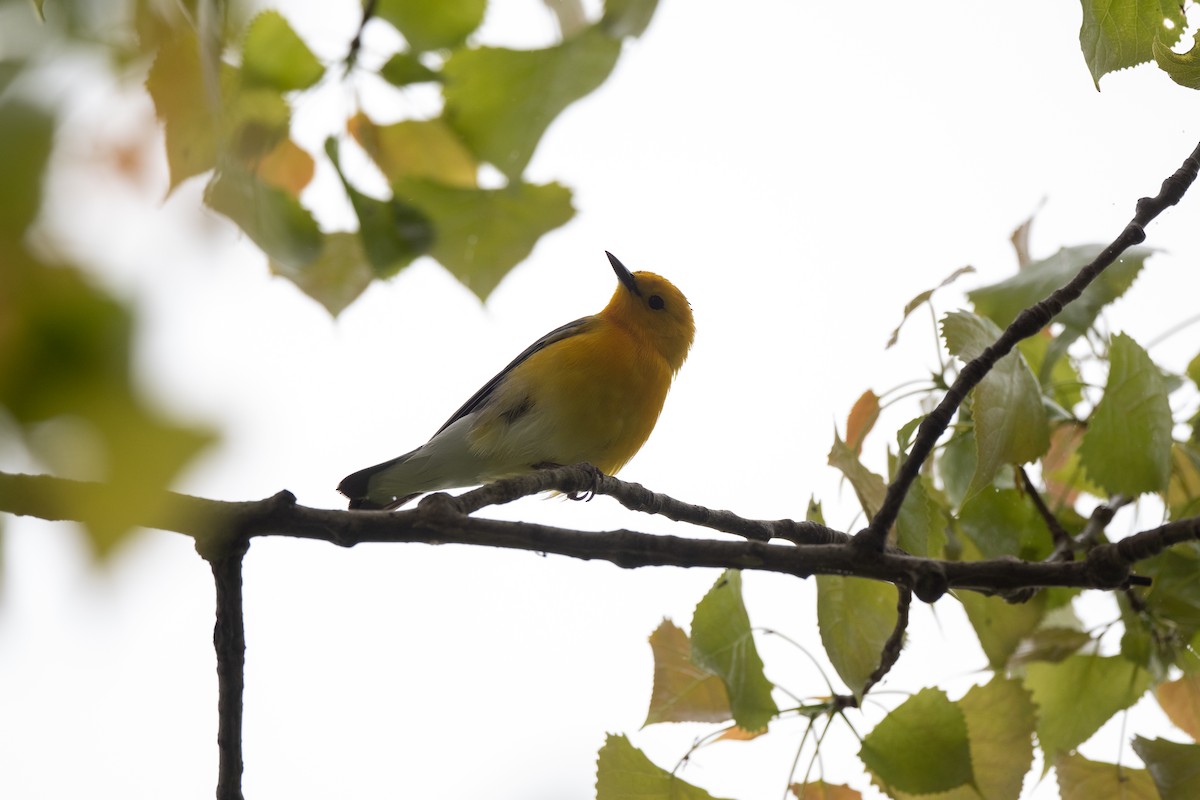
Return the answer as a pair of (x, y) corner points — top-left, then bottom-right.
(470, 316), (673, 475)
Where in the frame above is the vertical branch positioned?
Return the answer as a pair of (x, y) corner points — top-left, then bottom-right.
(210, 539), (250, 800)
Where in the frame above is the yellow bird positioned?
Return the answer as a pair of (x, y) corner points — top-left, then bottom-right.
(338, 252), (695, 510)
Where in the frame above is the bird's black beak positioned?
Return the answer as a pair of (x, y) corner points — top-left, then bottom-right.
(606, 251), (641, 296)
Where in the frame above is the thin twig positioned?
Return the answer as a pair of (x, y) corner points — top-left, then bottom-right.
(345, 0), (379, 72)
(1018, 466), (1073, 552)
(856, 140), (1200, 552)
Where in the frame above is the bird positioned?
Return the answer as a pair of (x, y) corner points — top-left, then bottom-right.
(338, 251), (695, 510)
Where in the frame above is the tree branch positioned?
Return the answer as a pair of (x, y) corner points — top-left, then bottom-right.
(856, 139), (1200, 552)
(1, 469), (1192, 600)
(211, 540), (248, 800)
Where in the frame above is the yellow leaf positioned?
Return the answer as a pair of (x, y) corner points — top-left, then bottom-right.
(1157, 674), (1200, 741)
(644, 619), (731, 726)
(349, 112), (476, 188)
(789, 780), (863, 799)
(251, 138), (314, 196)
(845, 390), (880, 455)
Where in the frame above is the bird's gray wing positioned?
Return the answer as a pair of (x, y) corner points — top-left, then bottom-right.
(432, 315), (596, 436)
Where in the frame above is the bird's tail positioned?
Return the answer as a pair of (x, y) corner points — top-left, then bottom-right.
(337, 449), (423, 510)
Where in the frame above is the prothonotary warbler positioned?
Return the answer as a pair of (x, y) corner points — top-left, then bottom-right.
(338, 252), (695, 510)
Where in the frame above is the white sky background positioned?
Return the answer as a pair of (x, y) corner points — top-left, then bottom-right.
(3, 0), (1200, 798)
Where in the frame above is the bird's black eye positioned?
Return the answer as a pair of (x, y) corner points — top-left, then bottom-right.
(649, 295), (665, 310)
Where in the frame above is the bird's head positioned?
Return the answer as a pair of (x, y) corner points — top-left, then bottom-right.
(603, 251), (695, 373)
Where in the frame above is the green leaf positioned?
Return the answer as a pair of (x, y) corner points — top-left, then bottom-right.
(349, 113), (477, 187)
(817, 576), (899, 696)
(1018, 332), (1083, 412)
(376, 0), (486, 52)
(956, 677), (1036, 800)
(968, 245), (1152, 379)
(860, 688), (973, 795)
(204, 164), (322, 270)
(0, 100), (54, 248)
(394, 178), (574, 300)
(1024, 654), (1152, 760)
(896, 473), (945, 558)
(270, 232), (374, 317)
(1137, 543), (1200, 630)
(379, 51), (439, 87)
(595, 734), (730, 800)
(601, 0), (660, 38)
(690, 570), (778, 731)
(958, 488), (1047, 560)
(1167, 444), (1200, 521)
(643, 619), (731, 726)
(1187, 351), (1200, 389)
(1007, 627), (1093, 670)
(241, 10), (324, 92)
(960, 586), (1046, 670)
(1153, 32), (1200, 89)
(146, 29), (217, 190)
(326, 138), (432, 277)
(443, 27), (622, 178)
(1055, 753), (1158, 800)
(942, 311), (1050, 499)
(827, 432), (886, 521)
(939, 428), (977, 510)
(1078, 333), (1172, 496)
(1078, 0), (1185, 87)
(1131, 737), (1200, 799)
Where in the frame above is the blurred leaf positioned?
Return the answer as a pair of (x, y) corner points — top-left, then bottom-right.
(270, 232), (374, 317)
(968, 245), (1152, 379)
(146, 29), (217, 190)
(690, 570), (778, 732)
(379, 51), (438, 86)
(1167, 443), (1200, 520)
(1131, 737), (1200, 799)
(960, 585), (1047, 670)
(443, 27), (621, 178)
(643, 619), (731, 726)
(789, 781), (861, 800)
(252, 137), (315, 196)
(1024, 655), (1152, 760)
(602, 0), (660, 38)
(223, 86), (291, 165)
(595, 735), (729, 800)
(860, 688), (973, 795)
(1079, 333), (1172, 496)
(1055, 753), (1158, 800)
(376, 0), (486, 52)
(806, 496), (825, 524)
(241, 10), (324, 92)
(942, 311), (1050, 499)
(817, 576), (898, 696)
(1153, 30), (1200, 89)
(1187, 351), (1200, 389)
(205, 164), (321, 270)
(896, 473), (944, 558)
(845, 390), (879, 454)
(0, 100), (53, 248)
(394, 178), (574, 300)
(326, 138), (432, 277)
(885, 265), (975, 348)
(350, 113), (477, 187)
(827, 432), (886, 521)
(1007, 627), (1092, 671)
(1157, 674), (1200, 740)
(0, 60), (22, 93)
(1078, 0), (1184, 86)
